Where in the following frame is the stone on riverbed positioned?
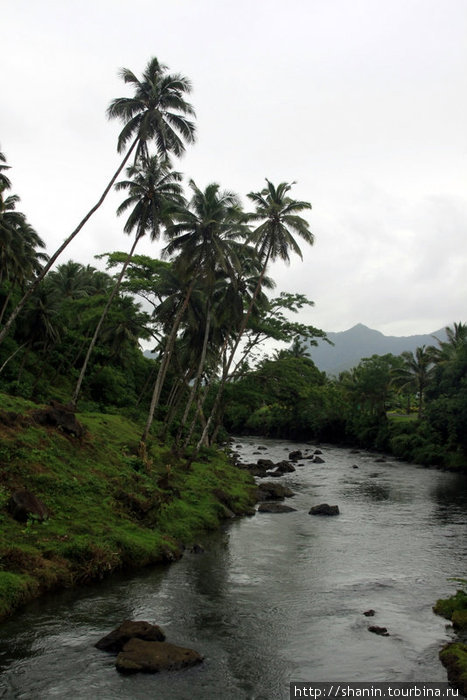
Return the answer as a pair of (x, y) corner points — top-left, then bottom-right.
(288, 450), (303, 461)
(274, 460), (296, 473)
(309, 503), (339, 516)
(116, 638), (204, 674)
(256, 482), (295, 501)
(368, 625), (389, 636)
(95, 620), (165, 652)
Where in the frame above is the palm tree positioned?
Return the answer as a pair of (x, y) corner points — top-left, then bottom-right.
(71, 155), (184, 406)
(0, 148), (12, 192)
(391, 345), (435, 418)
(0, 195), (47, 325)
(197, 179), (313, 450)
(433, 322), (467, 363)
(140, 180), (244, 447)
(0, 56), (195, 347)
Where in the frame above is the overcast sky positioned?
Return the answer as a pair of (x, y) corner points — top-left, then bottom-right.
(2, 0), (466, 338)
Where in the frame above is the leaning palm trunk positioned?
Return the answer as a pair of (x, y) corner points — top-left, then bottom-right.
(71, 232), (141, 407)
(0, 137), (139, 348)
(196, 253), (270, 451)
(140, 278), (196, 446)
(0, 290), (12, 326)
(0, 342), (27, 375)
(176, 301), (211, 445)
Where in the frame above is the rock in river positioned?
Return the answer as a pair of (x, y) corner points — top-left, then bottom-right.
(116, 638), (204, 674)
(309, 503), (339, 516)
(95, 620), (165, 652)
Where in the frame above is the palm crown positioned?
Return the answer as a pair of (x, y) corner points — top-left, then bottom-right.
(107, 57), (196, 162)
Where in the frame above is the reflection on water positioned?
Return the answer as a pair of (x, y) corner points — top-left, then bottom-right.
(0, 438), (466, 699)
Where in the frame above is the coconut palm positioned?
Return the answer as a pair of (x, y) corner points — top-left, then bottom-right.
(391, 345), (436, 418)
(140, 180), (245, 446)
(71, 155), (184, 406)
(196, 179), (313, 449)
(0, 148), (12, 192)
(0, 56), (195, 347)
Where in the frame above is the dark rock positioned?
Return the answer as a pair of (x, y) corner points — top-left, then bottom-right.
(352, 464), (359, 469)
(309, 503), (339, 516)
(116, 638), (203, 674)
(95, 620), (165, 652)
(235, 444), (242, 448)
(32, 400), (85, 439)
(350, 449), (360, 454)
(7, 490), (50, 523)
(256, 482), (295, 501)
(257, 458), (274, 468)
(314, 449), (323, 455)
(368, 625), (389, 636)
(363, 609), (375, 617)
(264, 469), (283, 478)
(274, 460), (296, 473)
(375, 458), (386, 463)
(288, 450), (303, 461)
(190, 544), (205, 554)
(258, 503), (297, 513)
(257, 446), (267, 450)
(313, 456), (325, 464)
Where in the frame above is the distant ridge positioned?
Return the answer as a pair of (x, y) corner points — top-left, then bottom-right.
(308, 323), (447, 375)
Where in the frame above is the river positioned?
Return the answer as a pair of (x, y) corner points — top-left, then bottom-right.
(0, 438), (466, 699)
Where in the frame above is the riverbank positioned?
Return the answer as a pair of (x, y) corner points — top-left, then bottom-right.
(0, 393), (256, 621)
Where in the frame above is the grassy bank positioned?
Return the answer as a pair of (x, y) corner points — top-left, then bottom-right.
(0, 393), (256, 621)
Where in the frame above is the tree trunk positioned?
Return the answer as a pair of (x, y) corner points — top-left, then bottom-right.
(140, 278), (196, 446)
(176, 300), (211, 444)
(0, 290), (12, 326)
(0, 342), (27, 375)
(70, 233), (141, 407)
(196, 252), (270, 451)
(0, 136), (139, 348)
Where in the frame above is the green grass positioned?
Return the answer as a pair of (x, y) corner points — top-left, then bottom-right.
(439, 643), (467, 694)
(0, 393), (256, 620)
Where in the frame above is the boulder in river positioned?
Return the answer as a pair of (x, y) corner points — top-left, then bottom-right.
(368, 625), (389, 636)
(7, 490), (50, 523)
(257, 458), (274, 468)
(288, 450), (303, 461)
(309, 503), (339, 516)
(116, 638), (203, 674)
(258, 503), (297, 513)
(313, 456), (325, 464)
(256, 482), (294, 501)
(274, 460), (296, 473)
(95, 620), (165, 652)
(363, 609), (375, 617)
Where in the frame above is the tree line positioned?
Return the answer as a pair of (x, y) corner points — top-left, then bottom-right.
(223, 323), (467, 470)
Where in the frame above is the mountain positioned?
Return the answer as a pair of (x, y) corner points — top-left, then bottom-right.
(307, 323), (446, 375)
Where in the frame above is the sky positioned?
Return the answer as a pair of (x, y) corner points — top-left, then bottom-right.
(2, 0), (467, 339)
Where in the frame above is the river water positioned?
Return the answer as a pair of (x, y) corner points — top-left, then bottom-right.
(1, 438), (466, 699)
